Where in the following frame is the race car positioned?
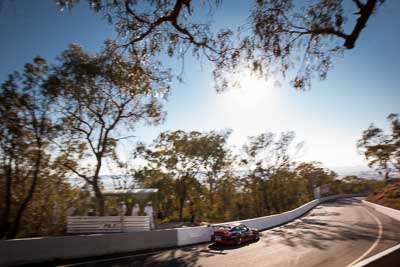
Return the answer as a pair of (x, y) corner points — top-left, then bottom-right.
(211, 223), (259, 245)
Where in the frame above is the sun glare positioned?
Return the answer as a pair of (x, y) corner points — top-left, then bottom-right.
(219, 70), (278, 109)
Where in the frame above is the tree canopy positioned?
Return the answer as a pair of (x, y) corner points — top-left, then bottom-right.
(56, 0), (385, 90)
(358, 113), (400, 180)
(133, 130), (232, 221)
(46, 41), (170, 215)
(0, 0), (390, 239)
(0, 57), (73, 238)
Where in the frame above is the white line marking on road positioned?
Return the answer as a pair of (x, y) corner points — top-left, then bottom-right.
(59, 242), (215, 266)
(346, 207), (383, 267)
(58, 250), (161, 266)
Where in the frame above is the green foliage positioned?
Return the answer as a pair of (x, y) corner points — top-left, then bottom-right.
(55, 0), (385, 90)
(0, 0), (389, 239)
(46, 41), (170, 215)
(131, 130), (379, 224)
(0, 57), (78, 239)
(133, 130), (232, 221)
(0, 55), (384, 236)
(0, 41), (171, 237)
(15, 172), (90, 238)
(358, 114), (400, 180)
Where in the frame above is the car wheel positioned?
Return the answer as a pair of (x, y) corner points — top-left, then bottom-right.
(255, 233), (260, 240)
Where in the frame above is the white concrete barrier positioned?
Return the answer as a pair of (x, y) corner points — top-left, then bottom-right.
(176, 199), (322, 246)
(362, 200), (400, 221)
(0, 194), (363, 266)
(216, 194), (364, 231)
(319, 193), (364, 203)
(177, 226), (214, 246)
(177, 194), (364, 249)
(236, 199), (320, 230)
(0, 229), (177, 266)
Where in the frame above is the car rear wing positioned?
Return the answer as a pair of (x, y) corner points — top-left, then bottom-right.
(210, 223), (238, 231)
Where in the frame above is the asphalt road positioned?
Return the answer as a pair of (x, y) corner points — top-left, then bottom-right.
(63, 198), (400, 267)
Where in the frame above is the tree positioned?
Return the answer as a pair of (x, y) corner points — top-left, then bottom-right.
(46, 41), (170, 215)
(358, 113), (400, 181)
(295, 162), (337, 198)
(12, 161), (90, 238)
(55, 0), (386, 90)
(133, 130), (231, 221)
(193, 130), (232, 207)
(232, 0), (386, 90)
(213, 173), (241, 220)
(240, 131), (303, 215)
(134, 168), (176, 219)
(241, 131), (303, 177)
(341, 175), (384, 194)
(0, 57), (61, 238)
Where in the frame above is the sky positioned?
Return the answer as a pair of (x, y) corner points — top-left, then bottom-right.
(0, 0), (399, 173)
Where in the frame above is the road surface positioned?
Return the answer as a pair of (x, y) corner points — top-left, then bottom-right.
(61, 198), (400, 267)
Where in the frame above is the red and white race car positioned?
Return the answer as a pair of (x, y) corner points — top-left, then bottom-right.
(211, 223), (259, 245)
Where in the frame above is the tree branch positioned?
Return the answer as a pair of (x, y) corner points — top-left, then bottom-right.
(352, 0), (365, 10)
(124, 0), (149, 24)
(62, 162), (92, 184)
(122, 0), (222, 56)
(344, 0), (377, 49)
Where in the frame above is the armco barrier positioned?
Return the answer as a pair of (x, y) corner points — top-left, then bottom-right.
(0, 194), (363, 266)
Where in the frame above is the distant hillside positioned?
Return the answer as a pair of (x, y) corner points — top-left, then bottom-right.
(68, 175), (136, 190)
(330, 165), (400, 180)
(367, 179), (400, 210)
(338, 171), (384, 179)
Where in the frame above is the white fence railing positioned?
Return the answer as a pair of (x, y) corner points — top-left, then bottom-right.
(67, 216), (150, 234)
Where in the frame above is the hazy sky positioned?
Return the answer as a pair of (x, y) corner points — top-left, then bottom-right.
(1, 0), (399, 171)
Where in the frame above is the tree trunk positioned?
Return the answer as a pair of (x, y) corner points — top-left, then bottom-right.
(209, 179), (214, 206)
(262, 181), (270, 215)
(384, 170), (390, 184)
(93, 183), (105, 216)
(8, 143), (42, 239)
(125, 201), (133, 216)
(0, 156), (13, 239)
(178, 197), (185, 222)
(92, 151), (105, 216)
(176, 176), (187, 222)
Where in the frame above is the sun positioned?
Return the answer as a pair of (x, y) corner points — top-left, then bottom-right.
(219, 70), (277, 109)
